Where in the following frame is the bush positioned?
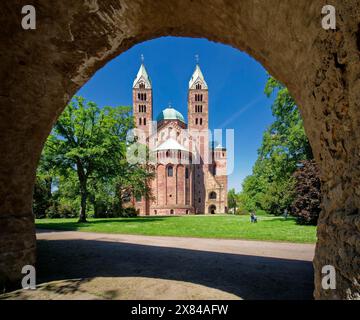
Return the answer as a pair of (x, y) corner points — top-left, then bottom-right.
(45, 203), (61, 219)
(290, 160), (321, 225)
(255, 209), (268, 216)
(93, 201), (109, 218)
(45, 200), (78, 219)
(235, 208), (249, 215)
(93, 201), (138, 218)
(57, 202), (76, 218)
(122, 207), (138, 217)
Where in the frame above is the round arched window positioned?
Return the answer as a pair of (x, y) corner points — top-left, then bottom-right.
(209, 191), (217, 200)
(167, 166), (173, 177)
(185, 168), (189, 179)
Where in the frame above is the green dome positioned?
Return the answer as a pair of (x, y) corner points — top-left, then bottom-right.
(157, 107), (185, 123)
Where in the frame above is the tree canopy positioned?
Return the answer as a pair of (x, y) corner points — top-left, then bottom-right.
(239, 76), (314, 216)
(35, 96), (153, 222)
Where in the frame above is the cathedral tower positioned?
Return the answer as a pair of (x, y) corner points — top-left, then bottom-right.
(132, 58), (152, 215)
(188, 61), (209, 214)
(188, 63), (209, 133)
(188, 62), (210, 162)
(133, 59), (153, 143)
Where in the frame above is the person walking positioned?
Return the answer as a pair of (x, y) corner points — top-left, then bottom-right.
(250, 211), (258, 223)
(283, 208), (289, 220)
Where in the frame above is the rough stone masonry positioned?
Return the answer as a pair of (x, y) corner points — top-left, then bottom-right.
(0, 0), (359, 299)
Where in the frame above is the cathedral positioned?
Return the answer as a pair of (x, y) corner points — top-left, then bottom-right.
(132, 61), (228, 215)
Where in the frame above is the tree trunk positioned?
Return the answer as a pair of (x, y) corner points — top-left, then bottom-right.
(78, 188), (87, 223)
(77, 160), (88, 223)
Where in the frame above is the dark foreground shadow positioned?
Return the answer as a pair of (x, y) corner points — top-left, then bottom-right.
(36, 239), (314, 300)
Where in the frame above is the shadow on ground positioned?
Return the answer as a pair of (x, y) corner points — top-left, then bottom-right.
(32, 238), (314, 300)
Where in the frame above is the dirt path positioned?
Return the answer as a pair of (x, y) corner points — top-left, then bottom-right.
(3, 230), (315, 300)
(37, 230), (315, 261)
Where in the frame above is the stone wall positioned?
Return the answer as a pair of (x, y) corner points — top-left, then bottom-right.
(1, 0), (359, 298)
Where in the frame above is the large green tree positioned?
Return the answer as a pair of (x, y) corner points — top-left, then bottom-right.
(39, 96), (152, 222)
(241, 76), (313, 215)
(260, 77), (312, 167)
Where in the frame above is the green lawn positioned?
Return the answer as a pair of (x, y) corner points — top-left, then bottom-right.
(36, 214), (317, 243)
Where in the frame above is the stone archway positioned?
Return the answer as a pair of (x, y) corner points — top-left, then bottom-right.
(1, 1), (360, 299)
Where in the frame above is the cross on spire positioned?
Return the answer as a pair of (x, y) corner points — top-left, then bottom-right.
(195, 54), (199, 64)
(141, 54), (144, 63)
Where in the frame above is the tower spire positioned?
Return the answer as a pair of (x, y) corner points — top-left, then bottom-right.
(133, 57), (151, 89)
(189, 58), (208, 90)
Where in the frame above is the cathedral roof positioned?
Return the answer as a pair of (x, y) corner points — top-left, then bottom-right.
(133, 63), (151, 89)
(189, 64), (208, 89)
(209, 141), (227, 151)
(215, 143), (226, 151)
(157, 107), (185, 123)
(155, 138), (188, 152)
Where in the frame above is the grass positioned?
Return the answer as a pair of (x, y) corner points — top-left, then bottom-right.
(36, 214), (317, 243)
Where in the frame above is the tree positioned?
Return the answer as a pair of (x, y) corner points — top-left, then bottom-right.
(291, 160), (321, 225)
(240, 76), (313, 214)
(227, 188), (238, 213)
(40, 96), (152, 222)
(33, 146), (57, 218)
(259, 76), (312, 175)
(33, 175), (52, 218)
(257, 177), (295, 215)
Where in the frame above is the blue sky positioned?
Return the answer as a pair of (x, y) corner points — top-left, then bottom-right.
(76, 37), (275, 191)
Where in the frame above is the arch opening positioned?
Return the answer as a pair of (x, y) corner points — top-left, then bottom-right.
(209, 205), (217, 215)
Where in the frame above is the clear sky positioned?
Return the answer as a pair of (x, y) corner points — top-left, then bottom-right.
(76, 36), (275, 192)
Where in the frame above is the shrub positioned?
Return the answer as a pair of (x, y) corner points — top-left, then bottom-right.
(290, 160), (321, 225)
(57, 203), (76, 218)
(93, 201), (109, 218)
(235, 208), (249, 215)
(256, 209), (268, 216)
(45, 200), (78, 219)
(93, 202), (138, 218)
(122, 207), (138, 217)
(45, 202), (61, 219)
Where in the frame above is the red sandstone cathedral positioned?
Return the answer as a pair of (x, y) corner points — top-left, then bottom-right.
(132, 61), (228, 215)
